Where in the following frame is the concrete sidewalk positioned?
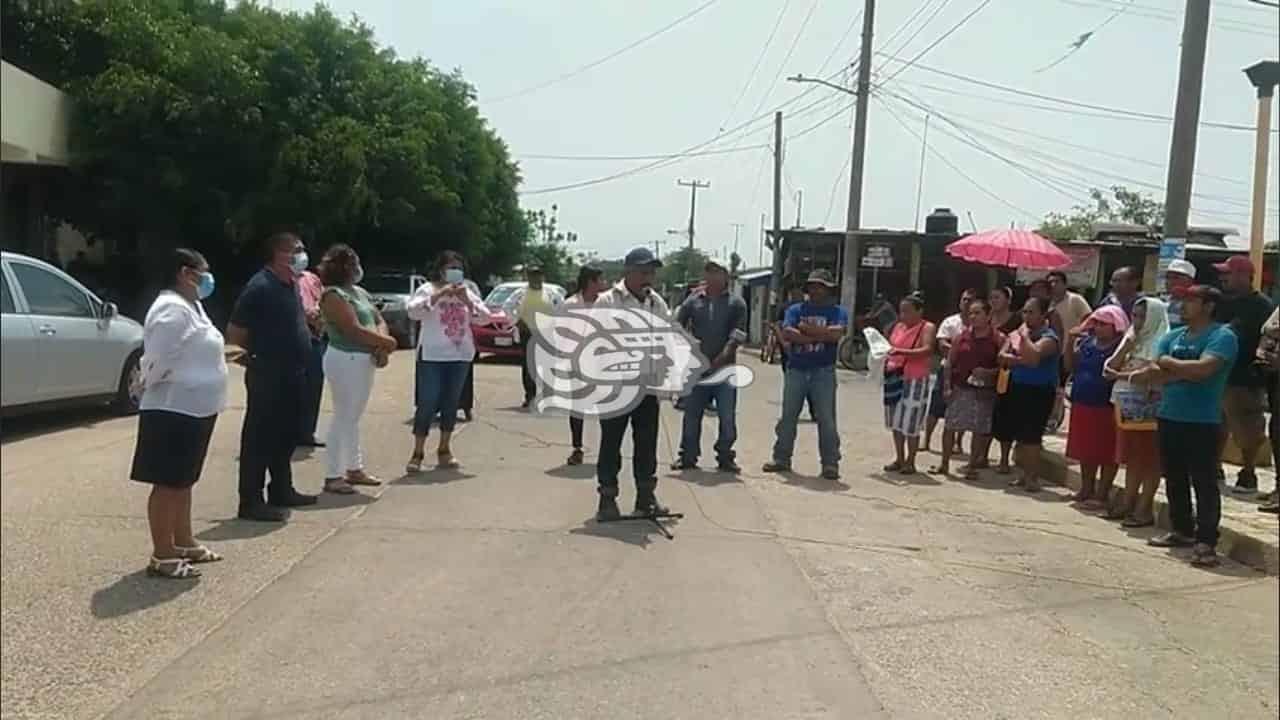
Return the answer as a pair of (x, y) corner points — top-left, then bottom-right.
(1038, 426), (1280, 575)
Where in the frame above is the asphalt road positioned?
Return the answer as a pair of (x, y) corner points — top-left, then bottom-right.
(2, 351), (1276, 719)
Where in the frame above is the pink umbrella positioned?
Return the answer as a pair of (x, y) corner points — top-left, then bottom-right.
(945, 229), (1070, 270)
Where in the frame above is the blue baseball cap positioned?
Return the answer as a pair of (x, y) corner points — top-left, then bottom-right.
(624, 247), (663, 268)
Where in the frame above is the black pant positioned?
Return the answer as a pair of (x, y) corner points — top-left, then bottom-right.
(240, 367), (304, 506)
(597, 395), (659, 498)
(520, 342), (537, 403)
(570, 416), (584, 449)
(298, 337), (325, 441)
(1158, 419), (1222, 546)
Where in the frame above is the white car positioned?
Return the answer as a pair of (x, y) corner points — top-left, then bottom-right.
(1, 251), (145, 416)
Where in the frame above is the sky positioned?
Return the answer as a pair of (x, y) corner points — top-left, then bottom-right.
(275, 0), (1279, 266)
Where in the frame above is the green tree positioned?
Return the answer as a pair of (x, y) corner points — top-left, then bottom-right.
(1, 0), (528, 279)
(521, 207), (578, 287)
(659, 246), (711, 288)
(1039, 185), (1166, 241)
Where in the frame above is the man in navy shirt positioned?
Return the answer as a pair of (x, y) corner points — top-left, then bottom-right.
(227, 232), (318, 522)
(763, 269), (848, 480)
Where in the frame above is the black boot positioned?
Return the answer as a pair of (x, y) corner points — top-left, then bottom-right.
(634, 489), (670, 517)
(238, 502), (288, 522)
(596, 495), (622, 521)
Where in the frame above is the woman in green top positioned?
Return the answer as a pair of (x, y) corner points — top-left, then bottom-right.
(318, 244), (398, 495)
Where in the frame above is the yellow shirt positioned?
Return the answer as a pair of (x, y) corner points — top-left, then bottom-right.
(516, 286), (557, 326)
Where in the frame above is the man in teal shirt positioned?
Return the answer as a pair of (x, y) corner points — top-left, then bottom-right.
(1142, 285), (1238, 567)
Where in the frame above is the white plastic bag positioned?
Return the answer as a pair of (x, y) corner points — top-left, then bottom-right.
(863, 327), (891, 384)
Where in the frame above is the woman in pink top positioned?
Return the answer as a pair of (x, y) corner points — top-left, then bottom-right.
(883, 294), (937, 475)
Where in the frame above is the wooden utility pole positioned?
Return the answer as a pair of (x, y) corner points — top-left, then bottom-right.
(1157, 0), (1210, 295)
(1244, 60), (1279, 291)
(730, 222), (744, 258)
(840, 0), (876, 319)
(676, 179), (710, 250)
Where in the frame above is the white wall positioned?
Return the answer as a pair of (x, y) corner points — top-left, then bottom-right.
(1, 61), (71, 165)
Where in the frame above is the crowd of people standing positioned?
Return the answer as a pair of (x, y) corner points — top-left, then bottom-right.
(876, 261), (1279, 568)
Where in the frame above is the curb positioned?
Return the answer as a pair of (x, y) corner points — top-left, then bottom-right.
(1040, 449), (1279, 575)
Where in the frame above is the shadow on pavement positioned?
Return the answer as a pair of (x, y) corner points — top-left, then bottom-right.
(0, 406), (122, 445)
(569, 517), (677, 547)
(779, 471), (851, 493)
(91, 569), (199, 618)
(669, 468), (742, 487)
(294, 491), (378, 511)
(196, 518), (286, 542)
(546, 464), (596, 480)
(869, 471), (941, 488)
(394, 468), (476, 485)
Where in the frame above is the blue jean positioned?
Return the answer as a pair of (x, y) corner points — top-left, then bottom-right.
(413, 360), (470, 436)
(679, 382), (738, 465)
(772, 365), (840, 466)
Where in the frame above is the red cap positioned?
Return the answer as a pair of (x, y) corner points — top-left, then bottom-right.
(1213, 255), (1254, 274)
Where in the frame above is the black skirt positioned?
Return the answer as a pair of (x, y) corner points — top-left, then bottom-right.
(992, 383), (1056, 446)
(130, 410), (218, 488)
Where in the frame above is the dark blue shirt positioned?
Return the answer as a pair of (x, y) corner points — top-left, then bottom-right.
(783, 302), (848, 370)
(1010, 326), (1060, 387)
(230, 267), (311, 374)
(1070, 336), (1117, 406)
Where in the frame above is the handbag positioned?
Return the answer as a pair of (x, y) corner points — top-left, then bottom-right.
(1112, 378), (1158, 431)
(995, 368), (1011, 395)
(882, 322), (925, 406)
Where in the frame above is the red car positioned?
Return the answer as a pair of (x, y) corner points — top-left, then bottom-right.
(473, 281), (566, 358)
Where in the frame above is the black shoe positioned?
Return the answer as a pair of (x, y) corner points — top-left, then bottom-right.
(567, 449), (585, 466)
(297, 436), (325, 448)
(596, 496), (622, 521)
(461, 410), (474, 423)
(1231, 469), (1258, 495)
(671, 459), (696, 471)
(762, 461), (791, 473)
(717, 460), (741, 473)
(1148, 531), (1194, 548)
(634, 492), (670, 517)
(238, 503), (288, 522)
(268, 490), (318, 508)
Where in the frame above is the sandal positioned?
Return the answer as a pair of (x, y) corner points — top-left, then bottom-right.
(437, 452), (460, 469)
(883, 461), (904, 473)
(1008, 475), (1025, 487)
(147, 557), (200, 579)
(1103, 506), (1131, 521)
(345, 471), (382, 486)
(324, 478), (357, 495)
(405, 454), (425, 474)
(175, 545), (223, 563)
(928, 465), (950, 476)
(1121, 515), (1155, 528)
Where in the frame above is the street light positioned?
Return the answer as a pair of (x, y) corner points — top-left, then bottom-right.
(787, 74), (854, 96)
(1243, 60), (1279, 291)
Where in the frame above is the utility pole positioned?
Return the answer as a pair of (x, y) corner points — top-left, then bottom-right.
(653, 236), (666, 260)
(1244, 60), (1279, 292)
(1157, 0), (1210, 295)
(768, 112), (785, 311)
(758, 212), (767, 267)
(794, 190), (804, 228)
(843, 0), (876, 319)
(676, 179), (710, 250)
(730, 222), (744, 258)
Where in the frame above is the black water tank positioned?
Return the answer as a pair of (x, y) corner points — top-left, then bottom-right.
(925, 207), (958, 235)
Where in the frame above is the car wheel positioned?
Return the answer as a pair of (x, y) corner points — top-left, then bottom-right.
(114, 350), (143, 415)
(838, 334), (869, 372)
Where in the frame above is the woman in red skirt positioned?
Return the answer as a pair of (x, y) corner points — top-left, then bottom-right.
(1064, 306), (1129, 511)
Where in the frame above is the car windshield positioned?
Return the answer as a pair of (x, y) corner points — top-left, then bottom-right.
(362, 275), (413, 294)
(485, 286), (518, 307)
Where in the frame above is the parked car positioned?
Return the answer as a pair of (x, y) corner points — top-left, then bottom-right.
(1, 251), (145, 417)
(361, 271), (427, 348)
(473, 281), (566, 358)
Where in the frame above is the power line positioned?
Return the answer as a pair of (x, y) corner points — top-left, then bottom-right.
(874, 94), (1040, 221)
(485, 0), (720, 104)
(875, 55), (1274, 132)
(744, 0), (824, 126)
(874, 0), (954, 76)
(717, 0), (793, 132)
(1035, 0), (1134, 73)
(517, 145), (769, 161)
(877, 0), (995, 86)
(1055, 0), (1278, 35)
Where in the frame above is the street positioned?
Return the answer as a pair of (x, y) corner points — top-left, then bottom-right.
(2, 351), (1278, 720)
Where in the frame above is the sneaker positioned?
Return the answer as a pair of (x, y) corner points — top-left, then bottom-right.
(634, 492), (670, 517)
(567, 449), (585, 466)
(1190, 543), (1220, 567)
(268, 490), (318, 508)
(671, 458), (697, 471)
(821, 465), (840, 480)
(717, 460), (742, 474)
(762, 461), (791, 473)
(596, 496), (622, 522)
(238, 503), (288, 522)
(1148, 531), (1194, 548)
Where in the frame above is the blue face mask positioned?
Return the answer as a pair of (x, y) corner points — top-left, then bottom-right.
(290, 251), (309, 274)
(196, 272), (216, 300)
(444, 268), (465, 285)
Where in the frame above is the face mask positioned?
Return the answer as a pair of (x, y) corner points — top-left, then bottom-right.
(444, 268), (464, 284)
(196, 272), (216, 300)
(352, 264), (364, 284)
(289, 251), (309, 274)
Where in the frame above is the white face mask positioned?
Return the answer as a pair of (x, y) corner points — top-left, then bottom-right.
(444, 268), (464, 285)
(289, 251), (309, 274)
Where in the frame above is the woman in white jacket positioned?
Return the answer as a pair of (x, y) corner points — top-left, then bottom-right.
(129, 249), (229, 579)
(405, 250), (491, 472)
